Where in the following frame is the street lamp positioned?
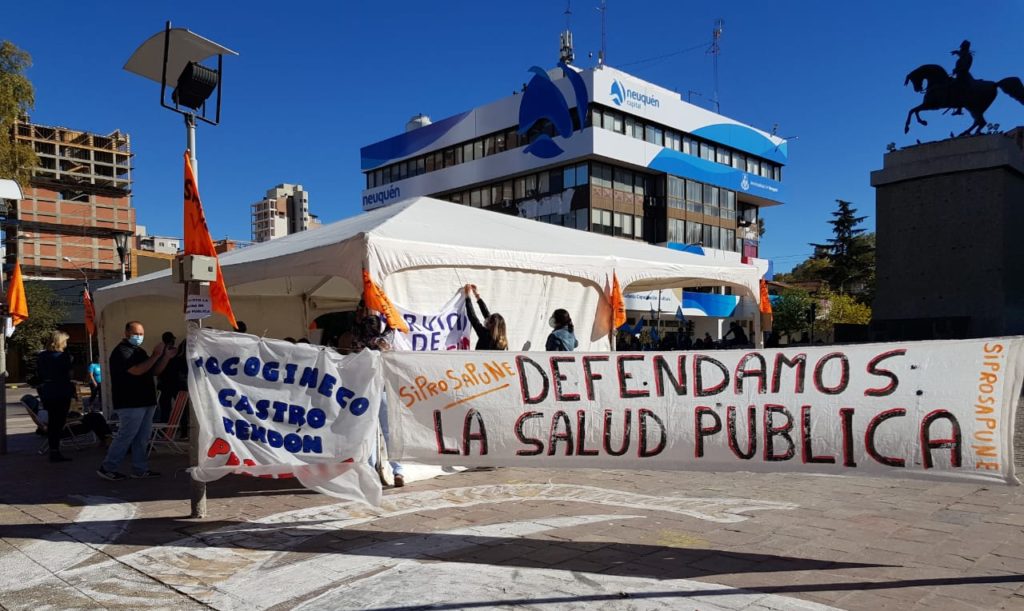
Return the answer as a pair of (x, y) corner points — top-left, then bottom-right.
(124, 22), (236, 520)
(112, 231), (132, 282)
(63, 256), (93, 364)
(124, 22), (237, 183)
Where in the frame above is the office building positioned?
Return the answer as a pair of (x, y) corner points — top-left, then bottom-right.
(251, 183), (320, 242)
(359, 55), (786, 261)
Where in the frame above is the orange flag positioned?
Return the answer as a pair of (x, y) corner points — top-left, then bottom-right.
(183, 153), (238, 329)
(361, 269), (409, 333)
(759, 279), (773, 314)
(610, 272), (626, 329)
(4, 262), (28, 338)
(83, 286), (96, 336)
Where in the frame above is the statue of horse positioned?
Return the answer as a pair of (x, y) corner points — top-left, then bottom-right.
(904, 64), (1024, 136)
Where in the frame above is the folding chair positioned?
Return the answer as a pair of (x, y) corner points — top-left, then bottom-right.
(148, 391), (189, 455)
(21, 395), (97, 455)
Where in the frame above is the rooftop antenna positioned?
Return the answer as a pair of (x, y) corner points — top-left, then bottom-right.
(707, 18), (724, 113)
(559, 0), (575, 65)
(596, 0), (607, 65)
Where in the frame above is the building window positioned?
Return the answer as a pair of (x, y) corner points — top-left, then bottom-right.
(525, 174), (538, 197)
(716, 147), (731, 165)
(514, 177), (526, 199)
(463, 142), (474, 163)
(699, 142), (714, 161)
(686, 221), (702, 245)
(685, 180), (703, 214)
(538, 171), (549, 194)
(645, 125), (663, 146)
(474, 139), (485, 161)
(564, 165), (576, 188)
(613, 167), (632, 193)
(575, 162), (588, 185)
(591, 163), (612, 188)
(732, 153), (744, 171)
(668, 218), (685, 242)
(575, 208), (589, 230)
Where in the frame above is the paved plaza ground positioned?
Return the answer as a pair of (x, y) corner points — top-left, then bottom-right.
(1, 392), (1023, 610)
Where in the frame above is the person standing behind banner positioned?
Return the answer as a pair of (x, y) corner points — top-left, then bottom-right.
(359, 319), (406, 487)
(87, 358), (102, 412)
(36, 331), (76, 462)
(463, 284), (509, 350)
(546, 308), (578, 351)
(157, 340), (188, 424)
(97, 321), (176, 481)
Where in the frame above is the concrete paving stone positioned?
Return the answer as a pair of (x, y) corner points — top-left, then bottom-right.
(975, 553), (1024, 573)
(992, 542), (1024, 560)
(835, 589), (925, 610)
(912, 593), (988, 611)
(959, 522), (1024, 543)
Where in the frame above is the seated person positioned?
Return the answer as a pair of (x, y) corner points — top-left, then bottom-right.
(24, 394), (113, 447)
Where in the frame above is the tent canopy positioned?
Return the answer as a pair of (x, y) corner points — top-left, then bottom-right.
(95, 197), (761, 353)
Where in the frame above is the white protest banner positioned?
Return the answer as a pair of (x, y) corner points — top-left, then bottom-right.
(383, 338), (1024, 485)
(390, 291), (470, 352)
(188, 328), (383, 505)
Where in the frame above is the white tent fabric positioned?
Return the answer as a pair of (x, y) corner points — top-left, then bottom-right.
(95, 197), (761, 359)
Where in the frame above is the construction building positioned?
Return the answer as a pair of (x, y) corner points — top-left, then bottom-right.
(9, 118), (135, 279)
(250, 183), (320, 242)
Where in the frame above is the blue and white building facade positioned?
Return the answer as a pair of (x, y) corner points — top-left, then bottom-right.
(361, 63), (785, 262)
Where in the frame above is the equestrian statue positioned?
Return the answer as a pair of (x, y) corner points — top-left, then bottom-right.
(905, 40), (1024, 136)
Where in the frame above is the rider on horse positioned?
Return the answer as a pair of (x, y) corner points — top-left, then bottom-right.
(950, 40), (974, 114)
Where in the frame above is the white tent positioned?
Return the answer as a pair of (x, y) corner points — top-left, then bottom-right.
(95, 196), (762, 358)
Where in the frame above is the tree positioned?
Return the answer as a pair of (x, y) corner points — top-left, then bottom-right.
(809, 199), (873, 294)
(771, 288), (812, 341)
(812, 288), (872, 340)
(0, 40), (36, 187)
(8, 282), (67, 374)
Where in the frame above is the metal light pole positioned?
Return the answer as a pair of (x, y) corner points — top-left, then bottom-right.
(125, 22), (236, 519)
(0, 179), (24, 455)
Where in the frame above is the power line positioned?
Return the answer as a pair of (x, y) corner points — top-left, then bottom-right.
(616, 41), (707, 68)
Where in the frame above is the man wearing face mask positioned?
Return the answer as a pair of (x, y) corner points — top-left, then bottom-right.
(97, 321), (177, 481)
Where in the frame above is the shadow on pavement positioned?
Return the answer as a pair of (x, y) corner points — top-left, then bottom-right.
(0, 515), (887, 581)
(359, 574), (1024, 611)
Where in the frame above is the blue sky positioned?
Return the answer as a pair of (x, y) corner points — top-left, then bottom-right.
(5, 1), (1024, 271)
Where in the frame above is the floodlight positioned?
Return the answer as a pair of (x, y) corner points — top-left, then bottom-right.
(173, 62), (219, 110)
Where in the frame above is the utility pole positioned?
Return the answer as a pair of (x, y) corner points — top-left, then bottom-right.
(707, 18), (724, 113)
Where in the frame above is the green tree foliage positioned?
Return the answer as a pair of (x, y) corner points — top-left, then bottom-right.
(9, 282), (67, 373)
(812, 288), (872, 339)
(771, 288), (812, 341)
(0, 40), (36, 187)
(809, 199), (873, 294)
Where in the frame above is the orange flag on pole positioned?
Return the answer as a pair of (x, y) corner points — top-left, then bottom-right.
(610, 272), (627, 329)
(361, 269), (409, 333)
(83, 286), (96, 336)
(4, 262), (28, 338)
(183, 152), (238, 329)
(759, 278), (773, 315)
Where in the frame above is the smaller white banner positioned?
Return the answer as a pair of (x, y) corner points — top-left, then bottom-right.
(390, 291), (470, 352)
(185, 295), (212, 320)
(188, 328), (383, 505)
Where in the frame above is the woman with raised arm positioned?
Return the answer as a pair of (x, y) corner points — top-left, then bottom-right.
(464, 284), (508, 350)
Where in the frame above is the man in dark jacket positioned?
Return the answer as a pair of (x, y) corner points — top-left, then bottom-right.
(97, 321), (176, 481)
